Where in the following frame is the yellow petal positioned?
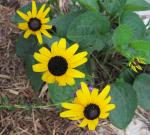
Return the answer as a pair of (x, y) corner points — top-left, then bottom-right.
(56, 77), (67, 86)
(66, 43), (79, 57)
(42, 24), (52, 30)
(39, 47), (51, 57)
(32, 1), (37, 17)
(42, 71), (55, 83)
(58, 38), (67, 50)
(104, 96), (111, 104)
(99, 85), (110, 99)
(42, 7), (51, 18)
(37, 4), (46, 18)
(24, 30), (32, 38)
(18, 22), (28, 30)
(35, 31), (43, 44)
(136, 65), (142, 70)
(66, 69), (85, 78)
(33, 52), (49, 63)
(70, 51), (88, 63)
(41, 29), (52, 38)
(41, 18), (50, 24)
(32, 63), (48, 72)
(61, 103), (83, 110)
(66, 77), (75, 85)
(51, 41), (59, 54)
(27, 11), (32, 18)
(17, 10), (29, 21)
(104, 104), (116, 112)
(131, 65), (138, 73)
(79, 119), (88, 127)
(71, 58), (88, 68)
(100, 112), (110, 119)
(88, 119), (98, 130)
(60, 110), (82, 118)
(91, 88), (99, 103)
(81, 82), (91, 98)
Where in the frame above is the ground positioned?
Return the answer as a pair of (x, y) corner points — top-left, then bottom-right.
(0, 0), (150, 135)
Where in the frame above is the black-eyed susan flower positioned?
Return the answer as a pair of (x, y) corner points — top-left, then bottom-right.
(128, 57), (146, 73)
(32, 38), (88, 86)
(17, 1), (52, 44)
(60, 82), (116, 130)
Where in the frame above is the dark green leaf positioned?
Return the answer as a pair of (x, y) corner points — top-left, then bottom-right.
(110, 82), (137, 129)
(24, 55), (43, 91)
(125, 0), (150, 11)
(133, 73), (150, 110)
(120, 12), (146, 39)
(67, 11), (110, 53)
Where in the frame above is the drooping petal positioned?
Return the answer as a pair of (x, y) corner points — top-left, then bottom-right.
(79, 118), (88, 127)
(32, 63), (48, 72)
(42, 71), (55, 83)
(18, 22), (28, 30)
(24, 30), (32, 38)
(41, 29), (52, 38)
(35, 31), (43, 44)
(17, 10), (29, 21)
(66, 69), (85, 78)
(32, 1), (37, 17)
(88, 119), (98, 130)
(65, 77), (75, 85)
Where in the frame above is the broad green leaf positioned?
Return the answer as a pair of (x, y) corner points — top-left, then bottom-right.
(130, 40), (150, 63)
(133, 73), (150, 110)
(67, 11), (110, 53)
(15, 34), (40, 57)
(102, 0), (127, 16)
(75, 0), (99, 11)
(113, 24), (134, 48)
(120, 12), (146, 39)
(125, 0), (150, 11)
(51, 10), (84, 37)
(110, 82), (137, 129)
(24, 55), (43, 91)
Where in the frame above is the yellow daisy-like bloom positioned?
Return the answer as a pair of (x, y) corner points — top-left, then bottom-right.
(128, 57), (146, 73)
(17, 1), (52, 44)
(32, 38), (88, 86)
(60, 82), (116, 130)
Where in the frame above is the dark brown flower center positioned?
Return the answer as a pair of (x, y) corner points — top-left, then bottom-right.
(28, 18), (41, 31)
(84, 104), (100, 120)
(48, 56), (68, 76)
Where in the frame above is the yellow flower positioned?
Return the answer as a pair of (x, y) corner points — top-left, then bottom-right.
(17, 1), (52, 44)
(128, 57), (146, 73)
(60, 82), (116, 130)
(32, 38), (88, 86)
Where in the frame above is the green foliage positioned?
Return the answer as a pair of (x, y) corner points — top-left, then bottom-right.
(125, 0), (150, 11)
(74, 0), (99, 11)
(110, 82), (137, 129)
(24, 55), (43, 91)
(133, 73), (150, 110)
(51, 10), (84, 37)
(120, 12), (146, 39)
(67, 11), (110, 53)
(130, 40), (150, 63)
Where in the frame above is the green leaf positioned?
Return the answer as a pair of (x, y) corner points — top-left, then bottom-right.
(133, 73), (150, 110)
(125, 0), (150, 11)
(113, 24), (134, 48)
(15, 34), (40, 57)
(130, 40), (150, 63)
(102, 0), (127, 16)
(75, 0), (99, 11)
(67, 11), (110, 53)
(120, 12), (146, 39)
(51, 10), (84, 37)
(24, 55), (43, 91)
(110, 82), (137, 129)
